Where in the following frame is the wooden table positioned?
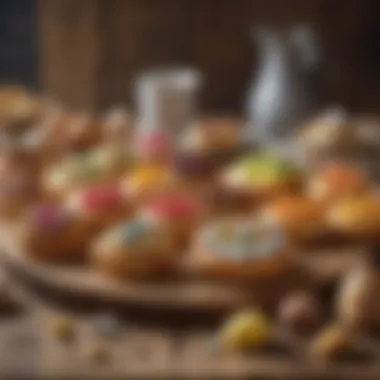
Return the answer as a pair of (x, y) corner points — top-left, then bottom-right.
(1, 276), (380, 379)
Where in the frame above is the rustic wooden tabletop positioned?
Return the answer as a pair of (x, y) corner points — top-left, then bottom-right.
(1, 272), (380, 380)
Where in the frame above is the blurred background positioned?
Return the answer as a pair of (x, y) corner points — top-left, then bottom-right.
(2, 0), (380, 113)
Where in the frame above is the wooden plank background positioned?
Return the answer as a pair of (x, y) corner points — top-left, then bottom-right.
(38, 0), (380, 113)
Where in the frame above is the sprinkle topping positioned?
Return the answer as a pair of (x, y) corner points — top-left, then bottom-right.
(198, 218), (285, 261)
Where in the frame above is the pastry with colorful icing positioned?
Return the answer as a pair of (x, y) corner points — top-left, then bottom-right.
(43, 154), (107, 200)
(90, 218), (177, 279)
(62, 113), (102, 152)
(220, 153), (301, 208)
(327, 194), (380, 241)
(259, 196), (326, 243)
(102, 107), (133, 143)
(140, 192), (204, 250)
(120, 164), (179, 205)
(307, 162), (368, 204)
(0, 85), (43, 135)
(66, 184), (131, 234)
(87, 143), (133, 181)
(297, 109), (356, 160)
(187, 217), (292, 280)
(173, 117), (245, 179)
(18, 203), (89, 263)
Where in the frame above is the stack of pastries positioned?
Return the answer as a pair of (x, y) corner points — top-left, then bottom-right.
(1, 87), (380, 283)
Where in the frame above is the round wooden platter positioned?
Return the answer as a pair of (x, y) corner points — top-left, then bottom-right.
(0, 226), (366, 316)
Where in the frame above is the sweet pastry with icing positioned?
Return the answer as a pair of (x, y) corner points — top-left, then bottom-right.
(140, 192), (204, 250)
(259, 196), (326, 243)
(0, 85), (43, 135)
(66, 184), (131, 234)
(187, 217), (292, 280)
(43, 155), (105, 200)
(296, 109), (357, 167)
(120, 164), (179, 205)
(134, 130), (173, 164)
(220, 153), (301, 208)
(88, 143), (133, 180)
(326, 194), (380, 240)
(62, 113), (102, 152)
(90, 218), (177, 279)
(102, 107), (133, 143)
(18, 203), (89, 262)
(173, 117), (245, 178)
(307, 162), (368, 204)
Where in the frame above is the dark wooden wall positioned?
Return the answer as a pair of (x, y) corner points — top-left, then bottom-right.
(0, 0), (37, 87)
(37, 0), (380, 113)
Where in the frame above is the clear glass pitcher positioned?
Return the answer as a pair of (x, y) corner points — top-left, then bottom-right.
(245, 25), (321, 153)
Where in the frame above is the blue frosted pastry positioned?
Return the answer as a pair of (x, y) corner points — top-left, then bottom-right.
(90, 218), (177, 280)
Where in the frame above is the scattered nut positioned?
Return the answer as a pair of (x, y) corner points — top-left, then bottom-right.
(86, 341), (109, 364)
(278, 291), (323, 334)
(51, 315), (75, 342)
(310, 323), (352, 361)
(219, 309), (272, 350)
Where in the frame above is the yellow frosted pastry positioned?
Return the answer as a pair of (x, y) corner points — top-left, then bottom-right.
(327, 194), (380, 239)
(120, 165), (179, 205)
(221, 153), (301, 204)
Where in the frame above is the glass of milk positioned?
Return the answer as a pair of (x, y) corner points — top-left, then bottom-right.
(135, 68), (202, 136)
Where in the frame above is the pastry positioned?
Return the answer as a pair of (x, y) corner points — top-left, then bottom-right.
(66, 184), (131, 234)
(173, 117), (245, 179)
(259, 195), (326, 243)
(90, 218), (177, 280)
(327, 193), (380, 241)
(0, 85), (43, 135)
(62, 113), (102, 152)
(43, 153), (112, 200)
(102, 107), (133, 143)
(295, 108), (357, 167)
(120, 164), (179, 205)
(220, 153), (301, 209)
(307, 162), (368, 204)
(140, 192), (204, 250)
(187, 217), (292, 280)
(18, 203), (89, 263)
(87, 143), (133, 181)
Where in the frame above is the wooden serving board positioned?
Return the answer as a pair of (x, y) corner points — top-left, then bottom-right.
(0, 225), (367, 315)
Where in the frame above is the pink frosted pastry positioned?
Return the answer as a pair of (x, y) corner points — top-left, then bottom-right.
(66, 184), (131, 233)
(141, 193), (204, 250)
(18, 203), (89, 263)
(134, 130), (173, 163)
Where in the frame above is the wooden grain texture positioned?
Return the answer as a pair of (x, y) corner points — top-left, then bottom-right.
(38, 0), (380, 113)
(0, 250), (378, 378)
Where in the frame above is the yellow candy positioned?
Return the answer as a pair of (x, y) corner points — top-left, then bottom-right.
(219, 310), (271, 350)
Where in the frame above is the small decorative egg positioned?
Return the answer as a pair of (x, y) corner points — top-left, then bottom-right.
(218, 309), (272, 350)
(278, 292), (323, 334)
